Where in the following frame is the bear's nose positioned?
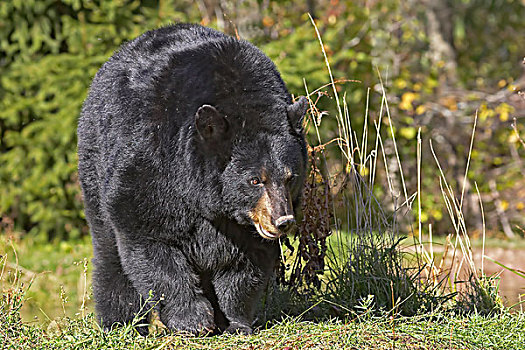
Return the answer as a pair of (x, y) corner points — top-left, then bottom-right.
(275, 215), (295, 233)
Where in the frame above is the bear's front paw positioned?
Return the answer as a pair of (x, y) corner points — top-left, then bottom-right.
(163, 298), (216, 335)
(224, 321), (253, 335)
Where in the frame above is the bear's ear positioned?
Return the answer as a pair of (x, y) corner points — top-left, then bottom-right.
(195, 104), (229, 142)
(286, 96), (308, 133)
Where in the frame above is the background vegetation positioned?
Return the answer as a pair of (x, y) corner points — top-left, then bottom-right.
(1, 0), (525, 347)
(1, 0), (523, 240)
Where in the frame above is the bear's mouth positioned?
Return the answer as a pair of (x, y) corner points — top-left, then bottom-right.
(254, 222), (280, 240)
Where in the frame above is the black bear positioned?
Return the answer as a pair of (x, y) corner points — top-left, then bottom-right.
(77, 23), (307, 335)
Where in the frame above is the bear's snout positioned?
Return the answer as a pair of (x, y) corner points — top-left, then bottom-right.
(249, 185), (296, 240)
(275, 215), (295, 233)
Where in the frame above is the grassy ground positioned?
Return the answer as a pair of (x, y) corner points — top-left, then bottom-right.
(2, 307), (525, 349)
(2, 234), (525, 349)
(3, 233), (523, 324)
(0, 234), (93, 322)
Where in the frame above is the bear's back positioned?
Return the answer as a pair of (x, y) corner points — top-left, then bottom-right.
(81, 24), (290, 139)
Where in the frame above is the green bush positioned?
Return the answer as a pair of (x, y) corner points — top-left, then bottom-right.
(1, 54), (98, 239)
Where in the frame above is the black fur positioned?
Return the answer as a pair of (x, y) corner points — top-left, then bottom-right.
(77, 23), (307, 335)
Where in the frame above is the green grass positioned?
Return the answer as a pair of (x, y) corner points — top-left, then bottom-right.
(2, 306), (525, 349)
(0, 235), (93, 322)
(2, 235), (525, 349)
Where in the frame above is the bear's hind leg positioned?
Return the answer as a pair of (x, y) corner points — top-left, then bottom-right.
(114, 236), (216, 335)
(92, 261), (149, 335)
(91, 227), (150, 335)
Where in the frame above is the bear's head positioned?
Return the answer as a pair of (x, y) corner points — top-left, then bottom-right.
(194, 97), (308, 239)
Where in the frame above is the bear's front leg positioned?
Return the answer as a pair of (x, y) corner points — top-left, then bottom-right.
(115, 235), (216, 335)
(213, 260), (273, 335)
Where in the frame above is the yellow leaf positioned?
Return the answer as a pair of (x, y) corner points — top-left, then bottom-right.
(479, 103), (495, 121)
(498, 79), (507, 88)
(516, 202), (525, 210)
(500, 200), (509, 211)
(415, 105), (426, 115)
(432, 209), (443, 221)
(395, 79), (407, 89)
(399, 127), (417, 139)
(495, 103), (514, 122)
(400, 92), (418, 111)
(359, 165), (369, 177)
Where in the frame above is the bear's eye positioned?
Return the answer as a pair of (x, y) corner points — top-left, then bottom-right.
(285, 173), (297, 184)
(249, 177), (263, 187)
